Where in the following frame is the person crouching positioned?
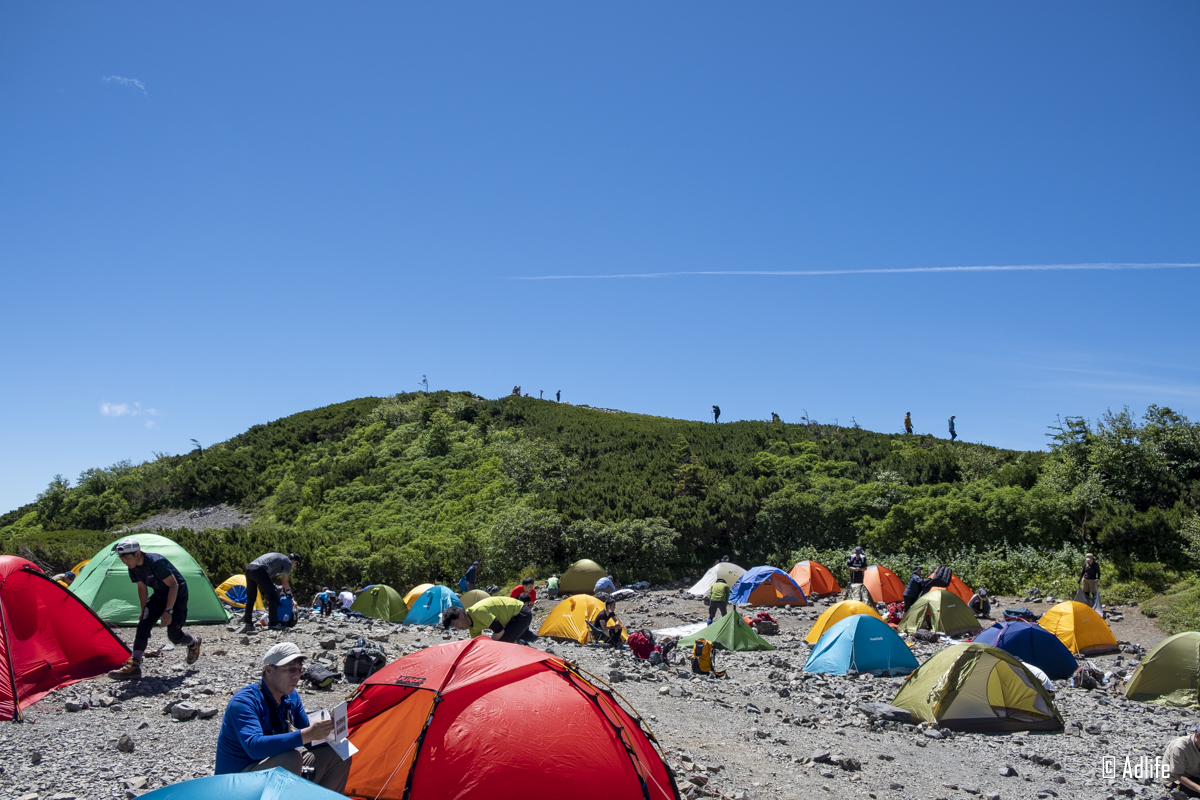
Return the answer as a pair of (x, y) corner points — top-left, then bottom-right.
(214, 642), (351, 791)
(443, 595), (533, 643)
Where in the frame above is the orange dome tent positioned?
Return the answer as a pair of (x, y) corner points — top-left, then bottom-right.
(344, 638), (678, 800)
(789, 561), (841, 598)
(538, 594), (627, 645)
(1038, 600), (1119, 655)
(805, 600), (883, 644)
(0, 556), (130, 721)
(863, 565), (905, 604)
(928, 570), (974, 604)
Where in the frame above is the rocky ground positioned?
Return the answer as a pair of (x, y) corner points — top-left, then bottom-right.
(114, 505), (252, 534)
(2, 588), (1184, 800)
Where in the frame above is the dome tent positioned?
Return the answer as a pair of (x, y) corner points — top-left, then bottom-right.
(729, 566), (807, 607)
(928, 569), (974, 605)
(1038, 600), (1119, 655)
(403, 583), (435, 609)
(141, 767), (344, 800)
(973, 619), (1078, 680)
(788, 561), (841, 598)
(1123, 632), (1200, 708)
(352, 586), (409, 623)
(559, 559), (611, 595)
(407, 585), (462, 627)
(215, 575), (265, 610)
(539, 595), (626, 645)
(805, 600), (883, 644)
(892, 642), (1064, 732)
(344, 638), (677, 800)
(460, 588), (490, 606)
(71, 533), (230, 625)
(687, 562), (746, 597)
(898, 589), (981, 638)
(802, 615), (918, 676)
(0, 556), (130, 721)
(678, 611), (775, 652)
(862, 565), (906, 604)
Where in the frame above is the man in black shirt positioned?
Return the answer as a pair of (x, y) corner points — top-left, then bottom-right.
(902, 565), (927, 612)
(846, 547), (867, 585)
(592, 598), (625, 647)
(109, 538), (201, 679)
(1079, 553), (1100, 607)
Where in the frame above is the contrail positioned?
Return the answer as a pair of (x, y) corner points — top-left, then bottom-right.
(510, 262), (1200, 280)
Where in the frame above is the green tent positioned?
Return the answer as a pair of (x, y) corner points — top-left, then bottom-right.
(892, 643), (1063, 732)
(898, 589), (981, 638)
(679, 612), (775, 652)
(1124, 631), (1200, 708)
(559, 559), (610, 595)
(352, 585), (408, 623)
(71, 533), (230, 626)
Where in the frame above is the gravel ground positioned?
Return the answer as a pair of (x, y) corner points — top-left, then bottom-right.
(2, 588), (1185, 800)
(114, 505), (252, 534)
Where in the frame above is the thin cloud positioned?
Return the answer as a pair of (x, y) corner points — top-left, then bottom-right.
(100, 401), (158, 418)
(102, 75), (147, 95)
(510, 262), (1200, 280)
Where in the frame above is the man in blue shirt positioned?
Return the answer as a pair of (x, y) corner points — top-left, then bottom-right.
(108, 538), (201, 679)
(594, 574), (617, 595)
(215, 642), (350, 791)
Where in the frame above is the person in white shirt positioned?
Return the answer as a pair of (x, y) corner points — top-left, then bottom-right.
(1165, 729), (1200, 796)
(338, 588), (355, 610)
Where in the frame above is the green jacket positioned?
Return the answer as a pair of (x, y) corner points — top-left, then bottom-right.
(466, 596), (525, 638)
(710, 581), (731, 602)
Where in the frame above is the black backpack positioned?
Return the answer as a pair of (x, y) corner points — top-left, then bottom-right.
(930, 566), (952, 588)
(302, 664), (340, 690)
(343, 638), (388, 680)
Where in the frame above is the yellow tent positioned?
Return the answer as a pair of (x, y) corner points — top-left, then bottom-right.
(805, 600), (883, 644)
(1038, 600), (1118, 655)
(538, 595), (627, 645)
(404, 583), (435, 609)
(214, 574), (265, 610)
(71, 559), (90, 575)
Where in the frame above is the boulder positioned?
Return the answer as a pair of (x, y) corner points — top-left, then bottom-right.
(170, 702), (199, 721)
(117, 733), (135, 753)
(858, 702), (913, 723)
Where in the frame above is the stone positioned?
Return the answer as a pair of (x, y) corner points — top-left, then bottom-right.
(51, 795), (78, 800)
(117, 733), (135, 753)
(688, 775), (709, 786)
(836, 757), (861, 771)
(171, 702), (199, 721)
(999, 766), (1018, 777)
(962, 787), (981, 795)
(17, 794), (39, 800)
(858, 702), (913, 723)
(811, 750), (832, 764)
(124, 777), (150, 790)
(659, 686), (671, 695)
(198, 707), (219, 719)
(137, 720), (150, 729)
(889, 783), (904, 790)
(320, 639), (338, 649)
(29, 750), (42, 764)
(609, 671), (627, 683)
(65, 700), (87, 712)
(820, 771), (836, 779)
(924, 728), (944, 739)
(746, 703), (761, 714)
(778, 687), (791, 698)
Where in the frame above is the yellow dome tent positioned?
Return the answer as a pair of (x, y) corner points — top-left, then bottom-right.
(214, 575), (266, 610)
(1038, 600), (1118, 655)
(538, 594), (627, 645)
(805, 600), (883, 644)
(403, 583), (435, 609)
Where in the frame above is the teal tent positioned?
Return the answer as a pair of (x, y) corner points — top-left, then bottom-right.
(71, 533), (229, 625)
(802, 614), (918, 676)
(407, 585), (461, 626)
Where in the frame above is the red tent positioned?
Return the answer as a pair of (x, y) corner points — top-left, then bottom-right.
(0, 556), (130, 720)
(789, 560), (841, 597)
(345, 637), (679, 800)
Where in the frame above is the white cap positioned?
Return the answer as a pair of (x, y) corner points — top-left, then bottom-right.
(262, 642), (306, 666)
(113, 538), (141, 555)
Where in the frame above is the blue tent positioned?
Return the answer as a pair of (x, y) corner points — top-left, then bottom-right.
(142, 768), (344, 800)
(728, 566), (807, 606)
(973, 619), (1078, 680)
(407, 584), (463, 626)
(803, 614), (919, 676)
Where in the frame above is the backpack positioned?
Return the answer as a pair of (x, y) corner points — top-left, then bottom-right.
(302, 663), (339, 690)
(343, 638), (388, 680)
(886, 602), (905, 624)
(627, 630), (655, 659)
(752, 612), (779, 635)
(1004, 607), (1037, 622)
(459, 577), (468, 592)
(277, 596), (295, 626)
(930, 566), (952, 588)
(690, 639), (726, 678)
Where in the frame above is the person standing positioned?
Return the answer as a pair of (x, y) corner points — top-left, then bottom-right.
(240, 552), (300, 634)
(539, 390), (543, 399)
(948, 415), (957, 442)
(1079, 553), (1100, 606)
(108, 539), (201, 678)
(713, 405), (721, 423)
(904, 412), (913, 435)
(846, 546), (867, 587)
(463, 561), (479, 592)
(708, 577), (731, 624)
(556, 390), (561, 402)
(214, 642), (351, 791)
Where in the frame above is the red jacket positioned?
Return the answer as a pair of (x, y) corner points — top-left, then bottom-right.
(509, 585), (537, 603)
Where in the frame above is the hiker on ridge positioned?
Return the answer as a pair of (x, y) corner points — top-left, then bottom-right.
(904, 412), (913, 435)
(708, 577), (731, 624)
(948, 415), (957, 442)
(108, 538), (202, 679)
(556, 390), (561, 402)
(240, 552), (300, 634)
(713, 405), (721, 423)
(214, 642), (351, 791)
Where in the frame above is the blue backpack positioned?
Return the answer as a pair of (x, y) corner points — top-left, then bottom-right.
(277, 596), (295, 625)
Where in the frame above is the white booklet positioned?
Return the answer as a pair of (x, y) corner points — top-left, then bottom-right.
(311, 701), (359, 760)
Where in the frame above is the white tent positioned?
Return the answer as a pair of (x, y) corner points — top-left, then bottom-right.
(687, 562), (746, 597)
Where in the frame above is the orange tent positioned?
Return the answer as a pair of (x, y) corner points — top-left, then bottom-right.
(344, 638), (677, 800)
(789, 561), (841, 598)
(928, 570), (974, 604)
(863, 565), (905, 604)
(0, 556), (130, 721)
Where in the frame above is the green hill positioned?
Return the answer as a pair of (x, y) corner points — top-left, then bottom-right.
(4, 393), (1199, 625)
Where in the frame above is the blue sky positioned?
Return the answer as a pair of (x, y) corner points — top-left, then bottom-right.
(2, 3), (1198, 514)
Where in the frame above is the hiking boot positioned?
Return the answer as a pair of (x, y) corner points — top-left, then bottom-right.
(237, 623), (257, 635)
(109, 659), (142, 680)
(267, 624), (286, 632)
(186, 636), (202, 665)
